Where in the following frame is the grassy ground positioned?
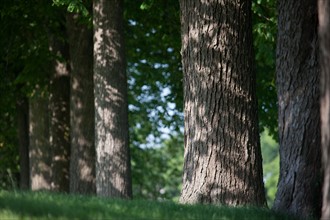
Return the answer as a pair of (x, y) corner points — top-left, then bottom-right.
(0, 191), (297, 220)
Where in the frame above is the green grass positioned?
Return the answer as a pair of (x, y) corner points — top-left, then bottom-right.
(0, 191), (297, 220)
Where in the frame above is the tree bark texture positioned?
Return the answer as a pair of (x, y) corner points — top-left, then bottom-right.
(29, 91), (51, 190)
(179, 0), (266, 206)
(48, 30), (71, 193)
(273, 0), (321, 218)
(93, 0), (132, 198)
(16, 96), (29, 190)
(318, 0), (330, 219)
(67, 12), (96, 195)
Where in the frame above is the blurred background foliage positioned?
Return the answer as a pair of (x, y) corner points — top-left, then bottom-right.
(0, 0), (279, 207)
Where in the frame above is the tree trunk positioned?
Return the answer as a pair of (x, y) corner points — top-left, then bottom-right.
(16, 96), (29, 190)
(273, 0), (321, 218)
(318, 0), (330, 219)
(93, 0), (132, 198)
(67, 12), (96, 195)
(179, 0), (266, 206)
(29, 91), (51, 190)
(48, 31), (71, 193)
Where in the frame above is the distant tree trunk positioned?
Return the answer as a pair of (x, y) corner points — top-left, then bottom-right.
(93, 0), (132, 198)
(16, 96), (29, 190)
(67, 11), (96, 194)
(179, 0), (266, 206)
(48, 30), (71, 193)
(273, 0), (321, 218)
(318, 0), (330, 219)
(29, 91), (51, 190)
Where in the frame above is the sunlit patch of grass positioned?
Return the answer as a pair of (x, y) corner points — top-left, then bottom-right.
(0, 191), (297, 220)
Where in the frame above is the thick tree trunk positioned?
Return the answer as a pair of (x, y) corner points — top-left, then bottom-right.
(318, 0), (330, 219)
(67, 12), (96, 194)
(93, 0), (132, 198)
(273, 0), (321, 218)
(16, 96), (29, 190)
(179, 0), (266, 206)
(29, 92), (51, 190)
(48, 32), (71, 193)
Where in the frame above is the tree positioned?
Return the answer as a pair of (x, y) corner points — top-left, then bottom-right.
(23, 1), (55, 191)
(318, 0), (330, 219)
(16, 96), (29, 190)
(179, 0), (266, 206)
(29, 89), (52, 190)
(93, 0), (132, 198)
(48, 18), (71, 192)
(273, 0), (322, 218)
(67, 9), (96, 195)
(26, 4), (71, 193)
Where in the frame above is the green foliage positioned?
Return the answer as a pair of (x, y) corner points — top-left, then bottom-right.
(252, 0), (278, 140)
(0, 0), (53, 92)
(132, 135), (184, 201)
(125, 0), (183, 149)
(124, 1), (184, 200)
(0, 191), (298, 220)
(140, 0), (154, 10)
(52, 0), (89, 17)
(260, 129), (279, 207)
(0, 131), (19, 190)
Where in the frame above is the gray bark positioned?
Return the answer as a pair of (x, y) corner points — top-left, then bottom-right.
(318, 0), (330, 219)
(29, 91), (51, 190)
(67, 12), (96, 195)
(93, 0), (132, 198)
(179, 0), (266, 206)
(273, 0), (322, 218)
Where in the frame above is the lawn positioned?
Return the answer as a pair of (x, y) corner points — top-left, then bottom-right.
(0, 191), (297, 220)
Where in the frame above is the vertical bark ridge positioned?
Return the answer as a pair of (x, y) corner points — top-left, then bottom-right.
(318, 0), (330, 218)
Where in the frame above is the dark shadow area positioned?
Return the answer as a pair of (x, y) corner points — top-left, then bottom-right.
(67, 11), (96, 195)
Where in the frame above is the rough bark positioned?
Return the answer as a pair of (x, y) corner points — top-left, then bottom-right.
(48, 31), (71, 193)
(318, 0), (330, 219)
(16, 96), (29, 190)
(29, 91), (51, 190)
(273, 0), (322, 218)
(67, 12), (96, 194)
(93, 0), (132, 198)
(179, 0), (266, 206)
